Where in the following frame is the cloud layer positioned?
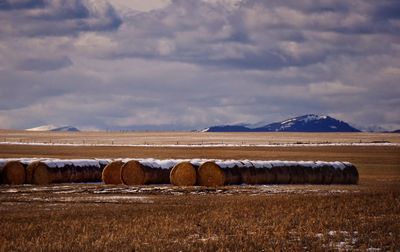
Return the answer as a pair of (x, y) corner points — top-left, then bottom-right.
(0, 0), (399, 130)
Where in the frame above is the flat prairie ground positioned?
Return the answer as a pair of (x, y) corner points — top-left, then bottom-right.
(0, 131), (399, 251)
(1, 129), (400, 145)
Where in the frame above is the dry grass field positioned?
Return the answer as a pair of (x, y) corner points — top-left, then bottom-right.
(1, 129), (400, 145)
(0, 131), (399, 251)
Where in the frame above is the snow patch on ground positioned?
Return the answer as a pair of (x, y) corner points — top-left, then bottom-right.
(0, 184), (360, 197)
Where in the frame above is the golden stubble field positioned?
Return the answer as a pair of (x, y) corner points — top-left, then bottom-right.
(0, 131), (399, 251)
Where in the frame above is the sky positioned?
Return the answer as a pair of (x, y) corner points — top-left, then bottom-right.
(0, 0), (399, 131)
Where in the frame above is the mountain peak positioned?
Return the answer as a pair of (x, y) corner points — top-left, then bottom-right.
(204, 114), (360, 132)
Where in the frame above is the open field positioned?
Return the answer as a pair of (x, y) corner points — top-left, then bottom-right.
(1, 130), (400, 145)
(0, 131), (399, 250)
(1, 183), (399, 251)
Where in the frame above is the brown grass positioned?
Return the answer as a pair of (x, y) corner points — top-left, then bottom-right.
(0, 131), (399, 250)
(0, 185), (399, 251)
(1, 129), (399, 145)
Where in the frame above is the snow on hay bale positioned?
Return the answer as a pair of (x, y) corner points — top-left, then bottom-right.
(329, 161), (359, 184)
(269, 161), (291, 184)
(26, 159), (108, 185)
(170, 159), (204, 186)
(296, 161), (319, 184)
(0, 159), (27, 185)
(342, 162), (359, 184)
(102, 160), (125, 184)
(197, 159), (358, 186)
(197, 160), (242, 187)
(121, 159), (176, 185)
(239, 160), (275, 185)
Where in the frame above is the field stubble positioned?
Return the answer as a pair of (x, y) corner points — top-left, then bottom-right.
(0, 131), (399, 251)
(0, 185), (399, 251)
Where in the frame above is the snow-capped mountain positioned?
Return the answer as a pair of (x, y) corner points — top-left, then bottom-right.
(26, 125), (80, 132)
(204, 114), (361, 132)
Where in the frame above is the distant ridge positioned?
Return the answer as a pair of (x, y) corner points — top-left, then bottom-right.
(205, 114), (361, 132)
(26, 125), (80, 132)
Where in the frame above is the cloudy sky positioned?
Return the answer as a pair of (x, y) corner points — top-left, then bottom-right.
(0, 0), (399, 131)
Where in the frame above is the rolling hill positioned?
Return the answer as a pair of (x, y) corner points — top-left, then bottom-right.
(205, 114), (361, 132)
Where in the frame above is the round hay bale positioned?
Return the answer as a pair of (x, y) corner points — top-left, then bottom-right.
(102, 160), (124, 184)
(331, 169), (345, 184)
(27, 161), (52, 185)
(343, 163), (359, 184)
(256, 168), (276, 184)
(346, 164), (359, 185)
(240, 160), (276, 185)
(197, 161), (242, 187)
(240, 166), (258, 185)
(198, 161), (225, 187)
(307, 166), (324, 184)
(273, 166), (291, 184)
(121, 160), (171, 185)
(170, 161), (197, 186)
(25, 162), (34, 184)
(315, 167), (324, 184)
(320, 165), (335, 184)
(26, 160), (104, 185)
(0, 161), (26, 185)
(224, 166), (241, 185)
(288, 165), (306, 184)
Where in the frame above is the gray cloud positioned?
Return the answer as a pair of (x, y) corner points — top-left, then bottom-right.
(0, 0), (45, 10)
(106, 0), (399, 70)
(0, 0), (122, 37)
(0, 0), (399, 131)
(16, 56), (73, 72)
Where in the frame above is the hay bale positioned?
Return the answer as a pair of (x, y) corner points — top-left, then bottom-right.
(197, 159), (358, 186)
(240, 166), (258, 184)
(342, 162), (359, 184)
(330, 162), (346, 184)
(320, 164), (335, 184)
(121, 159), (173, 185)
(306, 162), (324, 184)
(224, 167), (242, 185)
(197, 161), (225, 186)
(284, 161), (306, 184)
(256, 168), (276, 184)
(271, 161), (291, 184)
(26, 159), (106, 185)
(170, 161), (197, 186)
(27, 161), (51, 185)
(239, 160), (257, 184)
(327, 161), (359, 184)
(0, 160), (26, 185)
(102, 160), (124, 184)
(240, 161), (275, 184)
(197, 161), (242, 186)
